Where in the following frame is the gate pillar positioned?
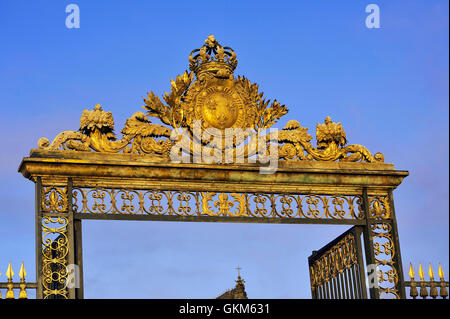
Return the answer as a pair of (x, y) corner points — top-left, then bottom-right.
(35, 177), (82, 299)
(363, 188), (406, 299)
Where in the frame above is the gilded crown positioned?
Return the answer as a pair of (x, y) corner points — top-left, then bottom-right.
(188, 35), (237, 80)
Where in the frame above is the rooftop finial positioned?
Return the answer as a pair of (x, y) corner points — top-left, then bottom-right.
(236, 266), (241, 278)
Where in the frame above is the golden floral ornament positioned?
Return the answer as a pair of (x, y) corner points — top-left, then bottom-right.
(42, 187), (67, 213)
(37, 35), (384, 163)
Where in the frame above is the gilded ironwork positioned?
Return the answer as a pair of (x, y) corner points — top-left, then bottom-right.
(18, 262), (28, 299)
(308, 227), (367, 299)
(42, 187), (68, 213)
(310, 233), (358, 287)
(41, 216), (70, 299)
(72, 187), (364, 220)
(37, 184), (72, 299)
(367, 195), (401, 299)
(277, 117), (384, 162)
(6, 262), (14, 299)
(405, 263), (449, 299)
(37, 35), (384, 163)
(15, 36), (412, 300)
(0, 262), (35, 299)
(371, 222), (398, 298)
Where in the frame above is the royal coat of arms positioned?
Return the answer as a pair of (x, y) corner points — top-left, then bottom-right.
(38, 35), (384, 164)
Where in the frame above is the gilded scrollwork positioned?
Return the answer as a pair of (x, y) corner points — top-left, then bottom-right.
(309, 233), (358, 288)
(367, 195), (401, 299)
(72, 187), (364, 221)
(40, 186), (71, 299)
(38, 105), (173, 156)
(37, 36), (384, 163)
(370, 222), (400, 298)
(41, 216), (69, 299)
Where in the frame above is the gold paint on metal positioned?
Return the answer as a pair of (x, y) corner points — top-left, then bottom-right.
(6, 262), (14, 299)
(438, 264), (444, 281)
(71, 188), (364, 220)
(366, 193), (404, 299)
(16, 36), (415, 300)
(408, 265), (419, 299)
(418, 263), (428, 298)
(418, 264), (424, 281)
(6, 262), (13, 280)
(19, 262), (28, 299)
(430, 285), (438, 298)
(42, 187), (67, 212)
(19, 262), (26, 280)
(428, 264), (434, 281)
(428, 264), (438, 298)
(41, 216), (70, 299)
(36, 36), (384, 163)
(439, 264), (448, 298)
(405, 263), (449, 299)
(310, 233), (358, 288)
(409, 263), (415, 279)
(370, 222), (398, 298)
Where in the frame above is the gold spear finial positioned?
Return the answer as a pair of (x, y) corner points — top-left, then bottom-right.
(438, 264), (448, 299)
(409, 263), (415, 279)
(418, 263), (425, 281)
(438, 264), (445, 281)
(18, 262), (28, 299)
(428, 264), (435, 281)
(408, 264), (418, 299)
(6, 262), (14, 280)
(5, 262), (15, 299)
(19, 262), (26, 281)
(428, 264), (438, 298)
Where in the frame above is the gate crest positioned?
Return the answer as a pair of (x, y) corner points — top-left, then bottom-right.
(38, 35), (384, 164)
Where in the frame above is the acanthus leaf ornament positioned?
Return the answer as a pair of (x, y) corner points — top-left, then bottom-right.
(38, 35), (384, 163)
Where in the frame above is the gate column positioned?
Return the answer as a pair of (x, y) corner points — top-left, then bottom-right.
(35, 177), (78, 299)
(363, 188), (406, 299)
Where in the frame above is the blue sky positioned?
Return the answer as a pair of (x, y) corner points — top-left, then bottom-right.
(0, 0), (448, 298)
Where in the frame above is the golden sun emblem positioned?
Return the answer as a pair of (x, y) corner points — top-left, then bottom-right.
(195, 86), (244, 131)
(203, 92), (238, 129)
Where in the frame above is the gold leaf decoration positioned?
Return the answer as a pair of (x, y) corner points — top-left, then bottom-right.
(121, 112), (171, 137)
(38, 36), (384, 163)
(261, 100), (288, 129)
(80, 104), (115, 134)
(316, 116), (347, 149)
(143, 91), (172, 125)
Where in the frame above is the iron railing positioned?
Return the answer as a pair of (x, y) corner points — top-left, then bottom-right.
(404, 263), (448, 299)
(308, 226), (367, 299)
(0, 262), (36, 299)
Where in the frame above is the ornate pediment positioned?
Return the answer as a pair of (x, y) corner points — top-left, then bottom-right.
(38, 35), (384, 163)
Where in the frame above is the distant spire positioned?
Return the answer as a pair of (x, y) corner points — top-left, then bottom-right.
(216, 266), (248, 299)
